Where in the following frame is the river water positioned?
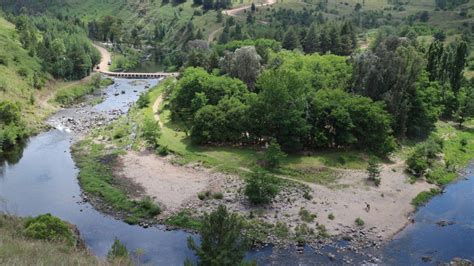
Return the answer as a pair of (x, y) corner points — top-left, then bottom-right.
(0, 78), (473, 265)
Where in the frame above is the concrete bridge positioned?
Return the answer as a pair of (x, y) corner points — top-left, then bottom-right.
(98, 70), (179, 79)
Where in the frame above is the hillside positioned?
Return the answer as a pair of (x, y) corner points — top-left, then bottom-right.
(0, 15), (53, 131)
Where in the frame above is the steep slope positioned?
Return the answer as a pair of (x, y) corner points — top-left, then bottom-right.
(0, 15), (53, 131)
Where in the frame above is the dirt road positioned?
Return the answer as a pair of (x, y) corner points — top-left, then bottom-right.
(208, 0), (277, 43)
(92, 43), (111, 72)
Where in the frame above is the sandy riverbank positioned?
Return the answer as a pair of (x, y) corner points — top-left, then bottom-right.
(114, 150), (434, 242)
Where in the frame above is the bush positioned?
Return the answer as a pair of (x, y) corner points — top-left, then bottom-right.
(299, 208), (316, 223)
(406, 146), (429, 177)
(263, 139), (286, 169)
(136, 92), (150, 109)
(107, 238), (129, 259)
(157, 145), (169, 156)
(328, 213), (335, 220)
(244, 171), (279, 204)
(212, 192), (224, 199)
(141, 117), (161, 148)
(23, 214), (75, 246)
(355, 217), (365, 226)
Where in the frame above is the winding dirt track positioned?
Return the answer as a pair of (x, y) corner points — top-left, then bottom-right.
(208, 0), (277, 43)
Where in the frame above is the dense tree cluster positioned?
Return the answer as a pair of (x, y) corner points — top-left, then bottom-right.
(15, 15), (100, 80)
(352, 37), (443, 139)
(170, 50), (396, 155)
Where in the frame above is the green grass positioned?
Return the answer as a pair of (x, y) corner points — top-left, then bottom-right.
(164, 211), (202, 231)
(72, 140), (160, 225)
(412, 188), (442, 208)
(0, 15), (54, 131)
(54, 76), (114, 106)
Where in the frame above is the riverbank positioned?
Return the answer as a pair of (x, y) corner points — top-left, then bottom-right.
(80, 80), (468, 249)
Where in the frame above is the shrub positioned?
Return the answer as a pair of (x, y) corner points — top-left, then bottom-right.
(406, 146), (429, 177)
(136, 197), (161, 217)
(299, 208), (316, 223)
(303, 190), (313, 200)
(136, 92), (150, 109)
(355, 217), (365, 226)
(23, 214), (75, 246)
(107, 238), (129, 259)
(198, 191), (211, 200)
(141, 117), (161, 148)
(317, 224), (329, 238)
(212, 192), (224, 199)
(157, 145), (169, 156)
(274, 221), (289, 238)
(244, 171), (279, 204)
(328, 213), (335, 220)
(263, 139), (286, 169)
(294, 223), (314, 245)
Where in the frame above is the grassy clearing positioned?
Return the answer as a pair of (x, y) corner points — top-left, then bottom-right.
(146, 79), (368, 179)
(411, 188), (442, 208)
(72, 140), (160, 225)
(0, 213), (126, 265)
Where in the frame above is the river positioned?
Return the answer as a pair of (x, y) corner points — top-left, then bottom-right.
(0, 78), (473, 265)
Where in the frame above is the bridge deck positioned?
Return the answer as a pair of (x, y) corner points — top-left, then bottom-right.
(96, 70), (179, 79)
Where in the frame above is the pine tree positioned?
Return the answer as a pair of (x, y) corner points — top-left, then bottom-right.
(187, 205), (249, 266)
(282, 27), (300, 50)
(366, 157), (381, 186)
(303, 23), (319, 54)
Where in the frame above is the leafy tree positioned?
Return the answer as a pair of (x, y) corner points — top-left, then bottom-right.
(141, 117), (161, 149)
(249, 68), (309, 150)
(245, 171), (279, 204)
(187, 205), (249, 266)
(455, 86), (474, 126)
(263, 139), (286, 168)
(406, 145), (429, 177)
(219, 46), (262, 89)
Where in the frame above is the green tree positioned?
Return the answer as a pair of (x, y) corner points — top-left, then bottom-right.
(263, 139), (286, 168)
(455, 86), (474, 126)
(245, 171), (279, 204)
(187, 205), (249, 266)
(303, 23), (319, 54)
(282, 27), (300, 51)
(366, 157), (381, 186)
